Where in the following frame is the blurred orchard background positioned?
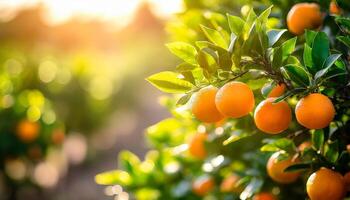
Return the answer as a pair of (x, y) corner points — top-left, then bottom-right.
(0, 0), (184, 199)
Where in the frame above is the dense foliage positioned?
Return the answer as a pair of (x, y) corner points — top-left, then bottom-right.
(96, 0), (350, 199)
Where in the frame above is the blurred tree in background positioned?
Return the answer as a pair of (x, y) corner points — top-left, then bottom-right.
(0, 2), (175, 199)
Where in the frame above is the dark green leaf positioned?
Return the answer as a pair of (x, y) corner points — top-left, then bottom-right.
(305, 30), (317, 46)
(284, 163), (311, 172)
(324, 140), (339, 163)
(337, 36), (350, 48)
(282, 64), (310, 86)
(336, 17), (350, 33)
(303, 44), (313, 73)
(311, 129), (324, 151)
(314, 54), (342, 81)
(312, 32), (330, 72)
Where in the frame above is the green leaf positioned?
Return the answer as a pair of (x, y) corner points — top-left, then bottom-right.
(256, 6), (272, 24)
(176, 93), (192, 106)
(228, 33), (237, 53)
(336, 17), (350, 33)
(314, 54), (342, 81)
(197, 49), (217, 77)
(272, 47), (283, 69)
(303, 44), (313, 73)
(260, 138), (296, 153)
(95, 170), (132, 185)
(284, 163), (311, 172)
(223, 131), (253, 146)
(118, 151), (141, 173)
(166, 42), (198, 65)
(324, 140), (339, 163)
(272, 88), (304, 103)
(305, 30), (317, 46)
(337, 36), (350, 48)
(272, 37), (297, 69)
(311, 129), (324, 151)
(242, 9), (257, 40)
(261, 82), (275, 98)
(200, 25), (228, 49)
(176, 63), (197, 72)
(267, 29), (287, 47)
(227, 14), (244, 36)
(146, 71), (195, 93)
(312, 32), (330, 71)
(282, 64), (310, 87)
(281, 37), (297, 60)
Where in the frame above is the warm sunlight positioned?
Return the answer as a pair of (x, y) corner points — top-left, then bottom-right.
(0, 0), (183, 26)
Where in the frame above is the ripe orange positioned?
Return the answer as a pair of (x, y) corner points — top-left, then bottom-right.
(298, 141), (312, 151)
(287, 3), (323, 35)
(267, 152), (300, 184)
(254, 98), (292, 134)
(215, 81), (255, 118)
(16, 120), (40, 143)
(188, 133), (207, 159)
(192, 176), (214, 196)
(192, 87), (224, 123)
(220, 174), (242, 193)
(330, 1), (341, 15)
(344, 172), (350, 191)
(268, 83), (286, 98)
(253, 192), (277, 200)
(307, 168), (346, 200)
(295, 93), (335, 129)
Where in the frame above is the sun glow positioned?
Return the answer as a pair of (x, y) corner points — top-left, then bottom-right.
(0, 0), (183, 26)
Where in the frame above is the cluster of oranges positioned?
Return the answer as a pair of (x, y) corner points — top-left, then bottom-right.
(189, 134), (350, 199)
(191, 81), (335, 134)
(187, 1), (346, 199)
(287, 1), (341, 35)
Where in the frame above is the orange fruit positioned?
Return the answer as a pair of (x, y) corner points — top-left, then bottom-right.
(188, 133), (207, 159)
(306, 168), (346, 200)
(215, 81), (255, 118)
(267, 152), (300, 184)
(220, 174), (242, 193)
(330, 1), (341, 15)
(295, 93), (335, 129)
(344, 172), (350, 191)
(192, 176), (214, 196)
(16, 120), (40, 143)
(253, 192), (277, 200)
(268, 83), (286, 98)
(254, 98), (292, 134)
(298, 141), (312, 151)
(192, 87), (224, 123)
(287, 3), (323, 35)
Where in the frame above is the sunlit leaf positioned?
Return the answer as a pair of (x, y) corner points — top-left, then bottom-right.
(166, 42), (198, 65)
(146, 71), (195, 93)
